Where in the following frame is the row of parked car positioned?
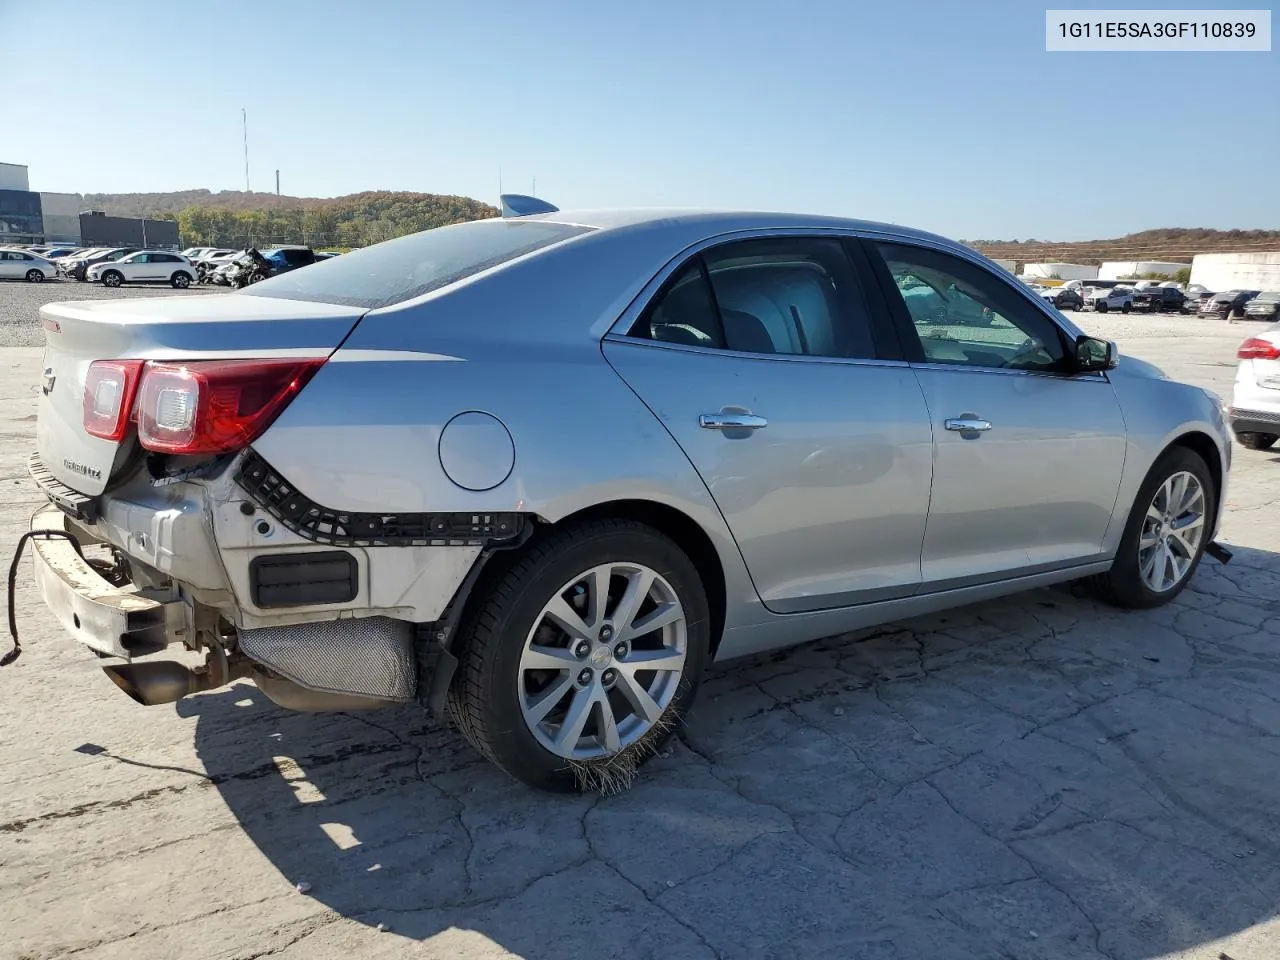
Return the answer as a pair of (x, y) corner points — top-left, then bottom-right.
(0, 243), (335, 289)
(1023, 276), (1280, 322)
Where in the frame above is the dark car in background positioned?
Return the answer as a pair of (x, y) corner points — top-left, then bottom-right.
(61, 247), (138, 281)
(1040, 287), (1083, 311)
(1186, 289), (1216, 313)
(262, 245), (322, 275)
(1200, 289), (1260, 320)
(1131, 286), (1188, 313)
(1243, 291), (1280, 322)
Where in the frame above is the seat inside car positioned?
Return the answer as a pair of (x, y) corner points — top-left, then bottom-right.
(712, 261), (850, 355)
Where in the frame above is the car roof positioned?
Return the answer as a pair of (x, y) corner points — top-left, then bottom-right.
(525, 207), (955, 245)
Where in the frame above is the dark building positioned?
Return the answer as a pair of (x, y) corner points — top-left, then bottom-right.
(0, 189), (44, 246)
(79, 211), (179, 250)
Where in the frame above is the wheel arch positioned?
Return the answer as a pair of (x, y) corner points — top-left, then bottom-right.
(447, 498), (728, 661)
(1167, 429), (1224, 512)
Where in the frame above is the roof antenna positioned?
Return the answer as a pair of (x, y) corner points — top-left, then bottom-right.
(501, 195), (559, 217)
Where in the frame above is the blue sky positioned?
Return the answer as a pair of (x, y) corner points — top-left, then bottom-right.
(1, 0), (1276, 239)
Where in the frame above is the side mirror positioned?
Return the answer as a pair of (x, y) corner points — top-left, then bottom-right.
(1075, 335), (1118, 372)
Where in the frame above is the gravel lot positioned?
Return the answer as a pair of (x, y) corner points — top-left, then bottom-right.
(0, 278), (223, 347)
(2, 285), (1279, 960)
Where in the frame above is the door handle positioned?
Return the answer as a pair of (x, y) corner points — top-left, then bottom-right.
(699, 413), (768, 430)
(944, 416), (991, 433)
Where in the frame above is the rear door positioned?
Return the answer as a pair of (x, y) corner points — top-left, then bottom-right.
(604, 234), (935, 613)
(119, 253), (149, 281)
(0, 252), (21, 279)
(865, 239), (1127, 586)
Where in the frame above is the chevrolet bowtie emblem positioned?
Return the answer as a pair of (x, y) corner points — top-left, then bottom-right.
(41, 368), (55, 395)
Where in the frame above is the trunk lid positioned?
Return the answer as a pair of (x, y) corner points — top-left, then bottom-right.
(37, 293), (364, 495)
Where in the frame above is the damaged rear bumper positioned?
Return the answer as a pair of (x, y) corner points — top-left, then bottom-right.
(27, 505), (188, 659)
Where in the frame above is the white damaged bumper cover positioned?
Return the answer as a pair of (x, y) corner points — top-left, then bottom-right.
(22, 451), (515, 702)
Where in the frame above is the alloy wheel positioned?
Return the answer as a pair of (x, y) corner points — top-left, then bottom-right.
(1139, 470), (1206, 593)
(517, 562), (687, 760)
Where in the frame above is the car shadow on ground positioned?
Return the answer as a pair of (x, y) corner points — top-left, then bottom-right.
(182, 547), (1280, 959)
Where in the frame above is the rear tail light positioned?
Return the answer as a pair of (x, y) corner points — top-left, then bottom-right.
(83, 360), (144, 440)
(136, 358), (325, 454)
(1237, 338), (1280, 361)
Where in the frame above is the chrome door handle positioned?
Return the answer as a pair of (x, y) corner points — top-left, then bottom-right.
(944, 416), (991, 433)
(699, 413), (768, 430)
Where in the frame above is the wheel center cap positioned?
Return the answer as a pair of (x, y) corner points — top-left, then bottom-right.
(589, 646), (612, 668)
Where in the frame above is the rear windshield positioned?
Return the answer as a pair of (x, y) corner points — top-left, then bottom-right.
(243, 219), (592, 310)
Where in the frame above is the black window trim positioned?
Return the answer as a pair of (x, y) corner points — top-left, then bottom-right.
(859, 236), (1102, 380)
(616, 229), (906, 365)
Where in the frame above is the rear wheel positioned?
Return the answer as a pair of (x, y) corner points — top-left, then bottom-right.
(101, 271), (123, 288)
(1121, 301), (1132, 314)
(1238, 432), (1278, 451)
(1091, 447), (1214, 609)
(447, 519), (710, 792)
(25, 269), (44, 283)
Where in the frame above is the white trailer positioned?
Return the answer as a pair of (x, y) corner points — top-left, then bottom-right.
(1191, 253), (1280, 292)
(1021, 262), (1098, 281)
(1098, 261), (1190, 280)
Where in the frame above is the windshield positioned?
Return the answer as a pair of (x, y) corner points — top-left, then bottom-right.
(1254, 292), (1280, 302)
(243, 219), (593, 310)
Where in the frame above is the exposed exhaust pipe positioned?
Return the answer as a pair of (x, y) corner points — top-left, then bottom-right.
(103, 649), (245, 706)
(103, 660), (215, 705)
(102, 651), (393, 711)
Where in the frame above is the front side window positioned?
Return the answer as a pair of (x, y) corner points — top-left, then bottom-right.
(875, 242), (1067, 372)
(631, 237), (877, 359)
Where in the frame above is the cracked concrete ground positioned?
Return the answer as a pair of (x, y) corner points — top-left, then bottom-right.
(3, 310), (1280, 960)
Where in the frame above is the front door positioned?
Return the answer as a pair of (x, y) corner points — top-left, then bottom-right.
(868, 240), (1127, 586)
(604, 235), (934, 613)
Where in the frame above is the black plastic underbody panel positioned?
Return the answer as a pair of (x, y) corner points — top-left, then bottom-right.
(235, 450), (525, 548)
(27, 453), (100, 522)
(250, 551), (359, 607)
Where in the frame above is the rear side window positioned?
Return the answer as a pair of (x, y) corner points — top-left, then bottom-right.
(631, 237), (878, 359)
(244, 220), (593, 310)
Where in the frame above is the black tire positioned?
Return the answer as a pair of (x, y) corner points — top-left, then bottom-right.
(1091, 447), (1215, 609)
(1096, 302), (1108, 313)
(25, 269), (44, 283)
(1121, 301), (1131, 314)
(171, 271), (192, 289)
(1238, 432), (1278, 451)
(101, 271), (122, 288)
(446, 519), (711, 792)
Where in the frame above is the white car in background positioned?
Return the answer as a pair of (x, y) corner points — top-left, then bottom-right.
(1085, 286), (1133, 313)
(195, 248), (238, 269)
(87, 251), (197, 289)
(1230, 328), (1280, 450)
(0, 247), (59, 282)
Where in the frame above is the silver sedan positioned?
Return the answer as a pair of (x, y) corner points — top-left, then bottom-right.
(21, 198), (1232, 791)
